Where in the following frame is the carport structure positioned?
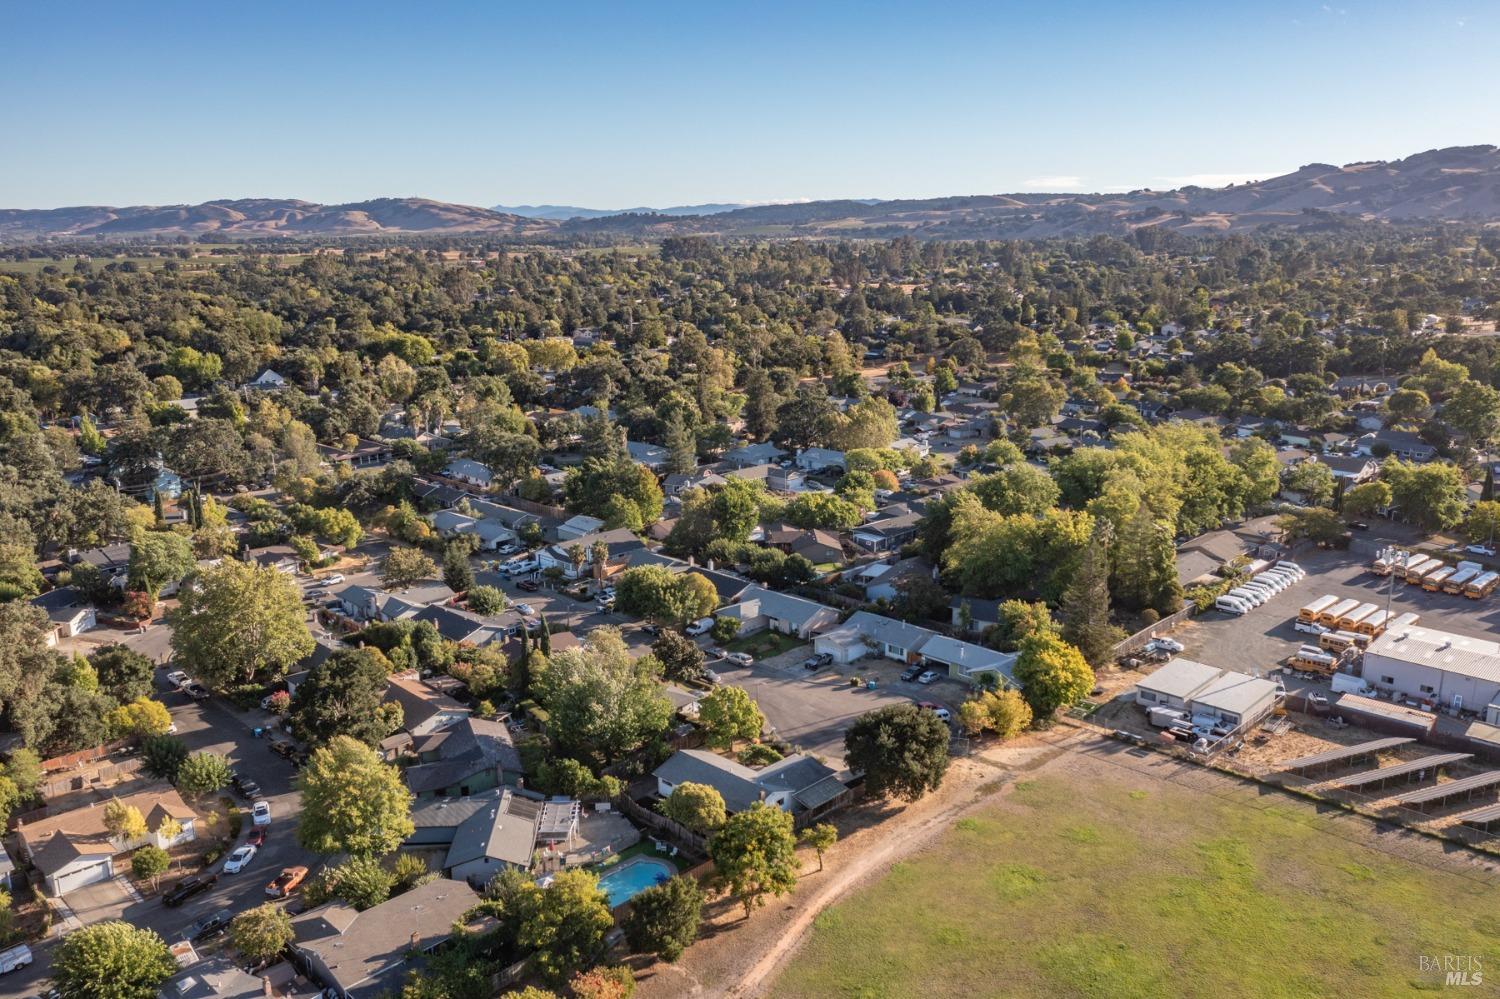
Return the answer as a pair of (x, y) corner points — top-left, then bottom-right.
(1326, 753), (1472, 792)
(1385, 771), (1500, 812)
(1277, 737), (1414, 778)
(1457, 802), (1500, 832)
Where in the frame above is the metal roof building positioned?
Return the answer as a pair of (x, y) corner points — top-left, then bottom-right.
(1363, 625), (1500, 714)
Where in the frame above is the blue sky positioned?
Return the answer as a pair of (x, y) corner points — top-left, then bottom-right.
(3, 1), (1494, 209)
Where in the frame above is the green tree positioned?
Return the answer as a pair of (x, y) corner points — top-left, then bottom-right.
(127, 530), (195, 597)
(1013, 633), (1094, 718)
(1228, 438), (1281, 508)
(1110, 501), (1182, 614)
(1341, 480), (1392, 518)
(614, 566), (718, 626)
(531, 627), (672, 765)
(957, 688), (1032, 738)
(104, 799), (148, 841)
(623, 874), (703, 961)
(652, 629), (706, 683)
(175, 752), (232, 798)
(52, 920), (177, 999)
(290, 648), (399, 748)
(1444, 379), (1500, 447)
(968, 463), (1060, 517)
(1465, 501), (1500, 546)
(1059, 519), (1124, 667)
(231, 902), (294, 966)
(328, 854), (396, 910)
(782, 493), (861, 530)
(1381, 459), (1469, 532)
(89, 645), (155, 702)
(709, 803), (800, 919)
(466, 584), (507, 615)
(130, 844), (170, 889)
(296, 735), (414, 857)
(659, 781), (727, 834)
(1386, 387), (1431, 423)
(1282, 461), (1335, 506)
(141, 734), (189, 782)
(382, 547), (438, 590)
(519, 869), (614, 985)
(798, 822), (838, 872)
(663, 410), (698, 475)
(108, 697), (173, 738)
(843, 704), (950, 801)
(442, 545), (475, 594)
(169, 558), (313, 688)
(697, 685), (764, 749)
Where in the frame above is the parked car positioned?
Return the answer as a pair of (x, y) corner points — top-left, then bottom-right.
(1145, 637), (1184, 655)
(1468, 544), (1497, 557)
(183, 682), (211, 701)
(916, 670), (940, 685)
(516, 578), (540, 592)
(0, 945), (32, 974)
(251, 801), (272, 826)
(802, 652), (833, 670)
(223, 845), (257, 873)
(684, 618), (714, 636)
(247, 826), (267, 847)
(1349, 521), (1371, 531)
(503, 558), (539, 576)
(918, 702), (951, 722)
(642, 623), (661, 636)
(321, 573), (345, 586)
(265, 866), (309, 898)
(186, 908), (234, 942)
(515, 603), (536, 617)
(724, 651), (753, 666)
(900, 664), (925, 682)
(1294, 620), (1329, 635)
(163, 874), (218, 907)
(495, 543), (521, 556)
(165, 670), (189, 689)
(702, 669), (721, 685)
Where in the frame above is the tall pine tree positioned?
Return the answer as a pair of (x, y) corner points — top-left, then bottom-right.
(664, 411), (698, 475)
(1061, 519), (1125, 667)
(1111, 501), (1184, 615)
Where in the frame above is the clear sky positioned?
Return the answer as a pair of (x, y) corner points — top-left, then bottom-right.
(3, 0), (1494, 209)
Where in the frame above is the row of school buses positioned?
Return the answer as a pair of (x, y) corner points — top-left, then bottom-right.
(1289, 597), (1424, 669)
(1371, 549), (1500, 598)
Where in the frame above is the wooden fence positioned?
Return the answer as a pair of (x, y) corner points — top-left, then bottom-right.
(1111, 604), (1197, 657)
(615, 795), (709, 854)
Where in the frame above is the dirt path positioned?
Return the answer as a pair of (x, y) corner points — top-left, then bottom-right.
(630, 727), (1088, 999)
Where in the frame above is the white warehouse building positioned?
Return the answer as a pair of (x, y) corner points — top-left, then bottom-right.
(1362, 625), (1500, 714)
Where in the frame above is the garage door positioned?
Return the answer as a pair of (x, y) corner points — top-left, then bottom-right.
(53, 859), (111, 896)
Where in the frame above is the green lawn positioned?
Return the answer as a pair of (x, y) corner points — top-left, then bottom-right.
(723, 630), (807, 659)
(775, 769), (1500, 998)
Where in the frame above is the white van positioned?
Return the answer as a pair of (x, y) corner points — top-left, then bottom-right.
(684, 618), (715, 636)
(0, 944), (32, 974)
(1215, 595), (1250, 615)
(1227, 588), (1264, 607)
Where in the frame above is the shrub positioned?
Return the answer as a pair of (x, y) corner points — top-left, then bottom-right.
(736, 743), (784, 767)
(1140, 608), (1160, 625)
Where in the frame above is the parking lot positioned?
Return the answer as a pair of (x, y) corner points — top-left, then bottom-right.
(1172, 545), (1500, 683)
(709, 644), (969, 765)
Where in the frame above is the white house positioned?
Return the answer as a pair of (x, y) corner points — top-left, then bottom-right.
(245, 369), (287, 390)
(654, 750), (838, 816)
(713, 586), (840, 640)
(813, 611), (1016, 686)
(795, 447), (847, 472)
(557, 514), (606, 541)
(443, 458), (496, 489)
(626, 440), (671, 471)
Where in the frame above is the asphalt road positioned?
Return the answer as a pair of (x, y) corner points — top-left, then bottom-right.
(0, 672), (320, 998)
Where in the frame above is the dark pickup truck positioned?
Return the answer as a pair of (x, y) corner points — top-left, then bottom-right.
(163, 873), (217, 908)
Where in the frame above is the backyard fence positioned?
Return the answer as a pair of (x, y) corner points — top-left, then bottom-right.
(614, 795), (709, 855)
(1111, 604), (1197, 657)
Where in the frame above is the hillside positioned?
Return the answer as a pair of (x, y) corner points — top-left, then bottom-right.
(0, 197), (548, 239)
(4, 146), (1498, 240)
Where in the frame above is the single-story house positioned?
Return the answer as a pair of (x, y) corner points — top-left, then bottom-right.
(663, 469), (729, 496)
(714, 586), (840, 640)
(403, 717), (523, 799)
(794, 447), (847, 473)
(537, 528), (643, 578)
(245, 369), (287, 390)
(317, 439), (395, 470)
(411, 605), (505, 647)
(1354, 430), (1437, 463)
(626, 440), (671, 471)
(863, 557), (932, 603)
(31, 587), (97, 641)
(814, 611), (1015, 686)
(654, 749), (839, 816)
(1315, 454), (1382, 484)
(428, 510), (516, 551)
(162, 957), (307, 999)
(385, 673), (473, 737)
(291, 879), (480, 999)
(1134, 658), (1223, 712)
(724, 442), (789, 468)
(949, 597), (1003, 634)
(443, 458), (496, 488)
(18, 784), (197, 896)
(557, 514), (606, 541)
(852, 505), (923, 553)
(917, 634), (1018, 686)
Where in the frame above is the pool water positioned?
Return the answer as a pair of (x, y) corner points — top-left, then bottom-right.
(597, 857), (676, 907)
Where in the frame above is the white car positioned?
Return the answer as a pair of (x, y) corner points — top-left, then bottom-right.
(166, 670), (189, 689)
(251, 800), (271, 826)
(321, 573), (345, 586)
(1467, 545), (1497, 557)
(724, 652), (754, 666)
(916, 670), (940, 685)
(684, 618), (715, 636)
(515, 603), (536, 617)
(1294, 620), (1329, 635)
(1145, 637), (1184, 654)
(503, 559), (539, 576)
(223, 845), (257, 874)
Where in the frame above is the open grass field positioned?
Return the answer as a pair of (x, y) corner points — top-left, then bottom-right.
(774, 751), (1499, 998)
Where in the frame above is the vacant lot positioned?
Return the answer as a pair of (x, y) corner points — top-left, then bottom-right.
(774, 741), (1500, 998)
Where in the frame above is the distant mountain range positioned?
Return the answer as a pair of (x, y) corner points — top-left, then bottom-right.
(493, 202), (760, 220)
(4, 146), (1498, 241)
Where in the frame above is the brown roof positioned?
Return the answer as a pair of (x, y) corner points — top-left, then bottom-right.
(18, 782), (195, 869)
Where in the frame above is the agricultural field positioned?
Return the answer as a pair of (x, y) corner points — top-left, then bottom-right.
(775, 746), (1499, 998)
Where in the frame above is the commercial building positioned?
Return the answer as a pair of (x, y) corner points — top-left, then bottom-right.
(1362, 625), (1500, 713)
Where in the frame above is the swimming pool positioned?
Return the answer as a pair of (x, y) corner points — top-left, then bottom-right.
(597, 856), (676, 907)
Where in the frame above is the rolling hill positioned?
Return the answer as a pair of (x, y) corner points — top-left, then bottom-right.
(3, 146), (1498, 241)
